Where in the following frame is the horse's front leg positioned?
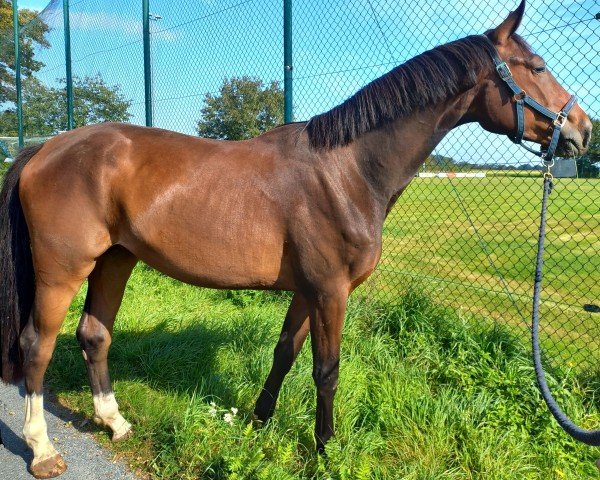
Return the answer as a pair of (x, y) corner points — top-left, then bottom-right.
(254, 293), (310, 422)
(307, 285), (348, 452)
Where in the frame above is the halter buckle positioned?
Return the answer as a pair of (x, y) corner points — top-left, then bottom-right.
(513, 91), (526, 102)
(496, 62), (512, 81)
(553, 111), (568, 127)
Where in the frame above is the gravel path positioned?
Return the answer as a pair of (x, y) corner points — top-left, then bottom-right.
(0, 382), (137, 480)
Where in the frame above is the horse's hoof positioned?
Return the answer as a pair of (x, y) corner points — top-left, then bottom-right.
(29, 453), (67, 479)
(112, 426), (133, 443)
(251, 413), (262, 424)
(251, 412), (271, 429)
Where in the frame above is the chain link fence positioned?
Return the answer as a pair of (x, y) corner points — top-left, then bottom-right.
(4, 0), (599, 389)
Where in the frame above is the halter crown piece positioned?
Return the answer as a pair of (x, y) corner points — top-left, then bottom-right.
(481, 35), (577, 164)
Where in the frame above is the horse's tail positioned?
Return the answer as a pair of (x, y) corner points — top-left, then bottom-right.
(0, 144), (43, 384)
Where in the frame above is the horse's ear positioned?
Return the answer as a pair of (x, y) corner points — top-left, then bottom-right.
(489, 0), (525, 45)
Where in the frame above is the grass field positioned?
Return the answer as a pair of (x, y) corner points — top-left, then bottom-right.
(373, 175), (599, 370)
(45, 269), (600, 479)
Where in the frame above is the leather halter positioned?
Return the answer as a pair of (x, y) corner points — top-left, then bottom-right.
(481, 35), (577, 163)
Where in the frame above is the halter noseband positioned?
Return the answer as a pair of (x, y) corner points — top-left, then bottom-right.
(481, 35), (577, 163)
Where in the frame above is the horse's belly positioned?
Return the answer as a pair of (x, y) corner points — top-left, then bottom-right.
(121, 201), (293, 290)
(135, 238), (291, 290)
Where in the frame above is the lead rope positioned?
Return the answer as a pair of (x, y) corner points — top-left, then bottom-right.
(532, 170), (600, 446)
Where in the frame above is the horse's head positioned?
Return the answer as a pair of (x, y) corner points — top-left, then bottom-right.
(474, 0), (592, 158)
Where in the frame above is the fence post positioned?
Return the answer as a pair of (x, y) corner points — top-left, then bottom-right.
(283, 0), (293, 123)
(12, 0), (23, 148)
(63, 0), (73, 130)
(143, 0), (153, 127)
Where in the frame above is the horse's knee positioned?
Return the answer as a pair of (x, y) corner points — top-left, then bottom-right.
(312, 359), (340, 395)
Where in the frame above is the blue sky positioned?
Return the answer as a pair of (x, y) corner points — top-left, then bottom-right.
(20, 0), (46, 9)
(18, 0), (600, 166)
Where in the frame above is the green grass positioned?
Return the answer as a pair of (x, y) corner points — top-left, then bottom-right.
(380, 176), (598, 304)
(374, 175), (599, 370)
(486, 169), (542, 178)
(44, 267), (600, 479)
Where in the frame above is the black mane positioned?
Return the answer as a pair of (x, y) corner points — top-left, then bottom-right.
(306, 35), (498, 149)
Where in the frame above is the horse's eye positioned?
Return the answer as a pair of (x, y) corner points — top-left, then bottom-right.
(533, 65), (546, 74)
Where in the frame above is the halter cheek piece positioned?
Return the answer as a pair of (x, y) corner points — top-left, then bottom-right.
(481, 35), (577, 163)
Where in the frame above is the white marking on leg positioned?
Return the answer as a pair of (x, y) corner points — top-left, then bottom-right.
(23, 394), (59, 465)
(92, 393), (131, 440)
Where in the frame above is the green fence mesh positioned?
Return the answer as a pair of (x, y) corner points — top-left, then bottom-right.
(3, 0), (600, 417)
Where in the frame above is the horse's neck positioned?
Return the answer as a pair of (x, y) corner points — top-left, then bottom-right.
(353, 90), (476, 213)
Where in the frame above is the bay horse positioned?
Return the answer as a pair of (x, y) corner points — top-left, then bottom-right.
(0, 1), (592, 477)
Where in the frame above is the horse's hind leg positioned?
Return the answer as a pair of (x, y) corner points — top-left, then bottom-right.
(21, 275), (90, 478)
(76, 246), (136, 442)
(254, 293), (310, 422)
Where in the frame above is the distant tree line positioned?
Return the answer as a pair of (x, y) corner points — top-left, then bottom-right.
(421, 145), (598, 178)
(579, 119), (600, 178)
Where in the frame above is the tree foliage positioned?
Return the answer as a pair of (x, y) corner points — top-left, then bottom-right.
(196, 76), (284, 140)
(0, 0), (50, 103)
(576, 118), (599, 178)
(422, 154), (456, 172)
(0, 75), (132, 136)
(0, 4), (131, 137)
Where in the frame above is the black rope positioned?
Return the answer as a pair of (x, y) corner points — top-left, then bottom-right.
(532, 175), (600, 446)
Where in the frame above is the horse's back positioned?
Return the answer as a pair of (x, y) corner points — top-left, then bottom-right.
(19, 122), (380, 292)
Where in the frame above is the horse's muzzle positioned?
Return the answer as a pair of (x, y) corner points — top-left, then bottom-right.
(556, 118), (592, 157)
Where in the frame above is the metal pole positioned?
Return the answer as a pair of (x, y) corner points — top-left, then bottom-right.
(283, 0), (293, 123)
(143, 0), (153, 127)
(63, 0), (73, 130)
(12, 0), (23, 148)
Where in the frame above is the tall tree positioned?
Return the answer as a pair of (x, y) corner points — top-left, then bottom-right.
(196, 76), (284, 140)
(576, 118), (599, 178)
(0, 0), (50, 103)
(0, 74), (132, 136)
(68, 75), (132, 128)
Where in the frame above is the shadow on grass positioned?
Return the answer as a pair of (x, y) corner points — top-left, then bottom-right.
(47, 318), (255, 409)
